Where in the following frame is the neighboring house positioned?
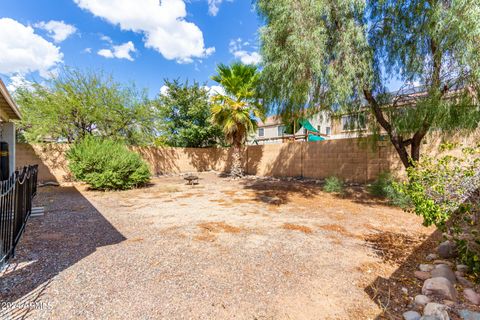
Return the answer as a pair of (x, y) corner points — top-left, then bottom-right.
(294, 112), (332, 137)
(250, 116), (286, 144)
(250, 111), (332, 145)
(0, 79), (21, 179)
(251, 88), (458, 144)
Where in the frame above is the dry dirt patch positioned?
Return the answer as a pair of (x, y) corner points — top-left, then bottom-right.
(282, 223), (313, 234)
(364, 231), (428, 265)
(195, 221), (245, 242)
(2, 172), (436, 320)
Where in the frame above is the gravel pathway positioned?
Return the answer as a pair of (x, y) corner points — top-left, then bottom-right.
(0, 173), (434, 319)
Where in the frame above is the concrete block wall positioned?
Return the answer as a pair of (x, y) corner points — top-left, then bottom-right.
(15, 130), (480, 184)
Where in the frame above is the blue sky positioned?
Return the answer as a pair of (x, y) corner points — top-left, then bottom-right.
(0, 0), (262, 97)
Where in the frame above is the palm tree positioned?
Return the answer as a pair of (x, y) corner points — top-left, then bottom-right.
(210, 63), (264, 177)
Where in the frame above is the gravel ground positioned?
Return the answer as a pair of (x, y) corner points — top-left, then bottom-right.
(0, 172), (435, 319)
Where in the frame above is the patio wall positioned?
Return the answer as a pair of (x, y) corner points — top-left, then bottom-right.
(15, 130), (480, 184)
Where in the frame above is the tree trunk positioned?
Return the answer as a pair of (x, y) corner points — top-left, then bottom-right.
(230, 143), (244, 177)
(363, 88), (418, 168)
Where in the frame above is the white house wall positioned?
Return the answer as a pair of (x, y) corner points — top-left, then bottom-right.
(1, 122), (15, 175)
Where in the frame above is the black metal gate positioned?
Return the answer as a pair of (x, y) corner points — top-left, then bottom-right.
(0, 165), (38, 269)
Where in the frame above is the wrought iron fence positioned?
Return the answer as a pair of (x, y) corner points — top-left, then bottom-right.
(0, 165), (38, 269)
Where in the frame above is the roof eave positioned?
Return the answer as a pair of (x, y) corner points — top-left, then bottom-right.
(0, 79), (21, 121)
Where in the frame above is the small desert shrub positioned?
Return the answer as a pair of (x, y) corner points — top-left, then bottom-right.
(67, 136), (150, 190)
(369, 172), (411, 209)
(401, 144), (480, 277)
(323, 176), (344, 193)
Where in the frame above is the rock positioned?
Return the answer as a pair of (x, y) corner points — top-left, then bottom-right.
(455, 271), (465, 278)
(415, 294), (431, 305)
(427, 253), (439, 261)
(420, 264), (435, 272)
(457, 309), (480, 320)
(431, 266), (456, 283)
(463, 288), (480, 305)
(434, 260), (454, 267)
(443, 300), (456, 307)
(457, 264), (469, 272)
(422, 277), (458, 301)
(438, 240), (456, 259)
(420, 316), (442, 320)
(457, 275), (475, 288)
(415, 271), (432, 281)
(402, 287), (409, 294)
(404, 311), (422, 320)
(423, 303), (450, 320)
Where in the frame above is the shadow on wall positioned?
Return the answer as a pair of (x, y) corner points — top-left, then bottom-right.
(16, 144), (70, 184)
(16, 141), (403, 184)
(183, 148), (213, 172)
(246, 143), (302, 177)
(134, 146), (241, 175)
(0, 185), (126, 320)
(133, 147), (180, 175)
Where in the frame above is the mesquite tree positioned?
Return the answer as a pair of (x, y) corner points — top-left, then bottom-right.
(257, 0), (480, 167)
(15, 67), (157, 145)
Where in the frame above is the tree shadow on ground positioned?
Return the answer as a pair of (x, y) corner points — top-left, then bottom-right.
(333, 185), (396, 207)
(365, 188), (480, 319)
(0, 185), (125, 320)
(364, 228), (443, 319)
(240, 178), (322, 205)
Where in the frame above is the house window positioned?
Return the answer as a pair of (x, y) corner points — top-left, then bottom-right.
(277, 126), (285, 136)
(258, 128), (264, 137)
(325, 127), (331, 135)
(342, 114), (366, 131)
(317, 125), (321, 132)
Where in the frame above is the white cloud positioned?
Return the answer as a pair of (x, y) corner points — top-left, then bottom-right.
(207, 0), (233, 16)
(207, 0), (222, 16)
(160, 85), (169, 96)
(34, 20), (77, 43)
(0, 18), (63, 78)
(98, 41), (136, 61)
(233, 51), (261, 65)
(84, 47), (92, 53)
(229, 38), (261, 65)
(204, 85), (225, 96)
(100, 35), (113, 43)
(74, 0), (215, 63)
(6, 74), (34, 92)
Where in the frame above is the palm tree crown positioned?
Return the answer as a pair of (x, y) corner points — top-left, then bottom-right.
(210, 62), (264, 145)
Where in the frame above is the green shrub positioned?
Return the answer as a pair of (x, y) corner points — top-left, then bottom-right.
(67, 136), (150, 190)
(369, 172), (411, 209)
(401, 144), (480, 277)
(323, 176), (344, 193)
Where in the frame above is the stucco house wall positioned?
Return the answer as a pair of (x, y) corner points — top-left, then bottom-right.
(0, 79), (22, 176)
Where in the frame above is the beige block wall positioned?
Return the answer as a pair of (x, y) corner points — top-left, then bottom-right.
(8, 141), (423, 184)
(16, 143), (70, 183)
(15, 130), (480, 184)
(246, 143), (302, 177)
(132, 146), (239, 175)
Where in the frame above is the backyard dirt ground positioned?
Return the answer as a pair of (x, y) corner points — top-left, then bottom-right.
(0, 172), (438, 319)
